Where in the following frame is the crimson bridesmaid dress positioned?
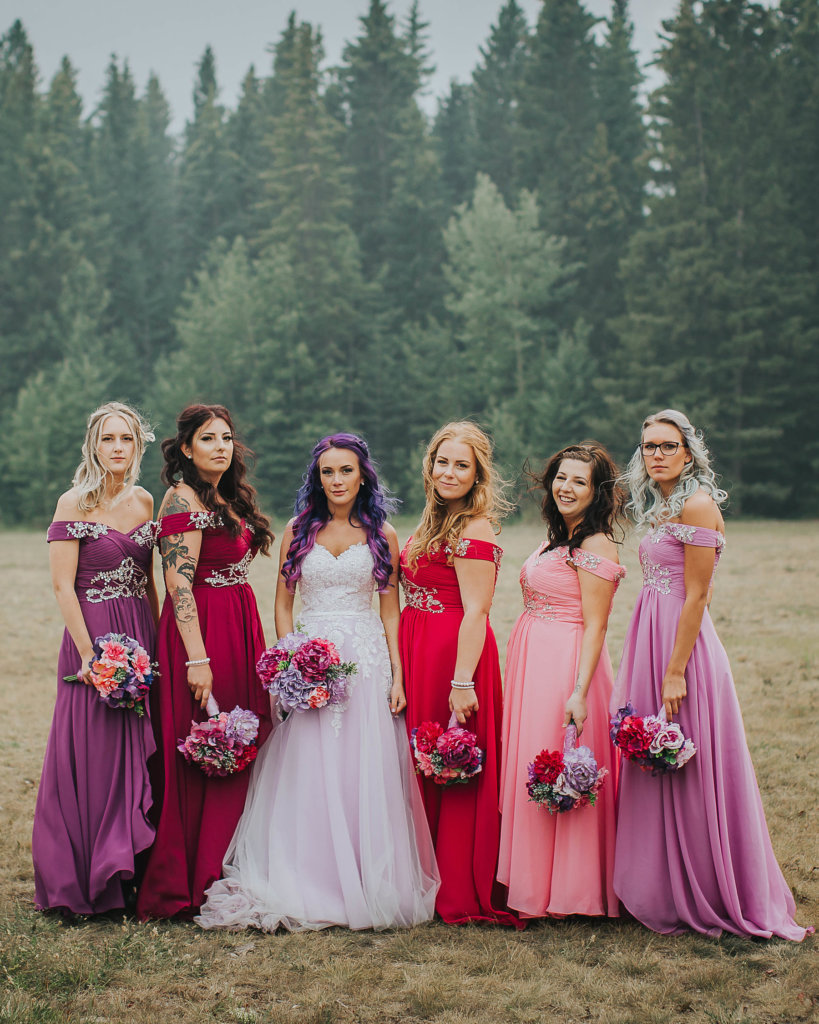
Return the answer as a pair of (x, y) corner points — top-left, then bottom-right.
(137, 511), (272, 920)
(399, 536), (520, 927)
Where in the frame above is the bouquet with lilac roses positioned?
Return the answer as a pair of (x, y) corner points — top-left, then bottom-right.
(256, 628), (356, 714)
(526, 723), (607, 813)
(610, 702), (696, 775)
(177, 696), (260, 776)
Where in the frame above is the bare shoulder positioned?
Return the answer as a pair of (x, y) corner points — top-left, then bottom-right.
(579, 531), (619, 562)
(381, 521), (398, 544)
(132, 486), (154, 517)
(461, 517), (498, 544)
(53, 488), (82, 522)
(680, 489), (720, 529)
(158, 483), (204, 517)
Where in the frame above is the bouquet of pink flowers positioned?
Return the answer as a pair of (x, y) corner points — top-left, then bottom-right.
(410, 714), (484, 786)
(526, 723), (607, 814)
(177, 696), (260, 776)
(256, 629), (356, 713)
(64, 632), (154, 716)
(610, 702), (696, 775)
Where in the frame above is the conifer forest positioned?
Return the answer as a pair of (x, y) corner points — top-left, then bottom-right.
(1, 0), (817, 521)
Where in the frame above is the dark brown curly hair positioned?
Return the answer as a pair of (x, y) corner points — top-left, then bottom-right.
(536, 441), (626, 555)
(160, 404), (274, 555)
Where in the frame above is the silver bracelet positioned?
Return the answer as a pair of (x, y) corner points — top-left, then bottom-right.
(185, 657), (210, 667)
(450, 679), (475, 690)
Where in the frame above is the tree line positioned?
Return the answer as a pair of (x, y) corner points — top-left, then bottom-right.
(1, 0), (817, 522)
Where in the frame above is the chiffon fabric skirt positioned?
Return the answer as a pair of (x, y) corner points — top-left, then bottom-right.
(196, 603), (438, 932)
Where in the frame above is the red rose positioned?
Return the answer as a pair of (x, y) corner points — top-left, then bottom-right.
(615, 717), (652, 757)
(413, 721), (443, 754)
(532, 749), (563, 786)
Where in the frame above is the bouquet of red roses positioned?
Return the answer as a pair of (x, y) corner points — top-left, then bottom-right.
(610, 702), (696, 775)
(256, 628), (356, 714)
(411, 714), (484, 786)
(526, 723), (607, 814)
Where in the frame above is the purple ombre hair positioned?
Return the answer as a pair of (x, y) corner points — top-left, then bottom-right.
(281, 434), (398, 592)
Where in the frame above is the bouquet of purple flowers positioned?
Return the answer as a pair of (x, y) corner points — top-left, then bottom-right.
(410, 714), (484, 786)
(177, 697), (260, 776)
(610, 702), (696, 775)
(526, 723), (607, 814)
(256, 628), (356, 714)
(63, 632), (155, 716)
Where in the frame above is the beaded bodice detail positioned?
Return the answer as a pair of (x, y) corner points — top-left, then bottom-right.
(158, 511), (256, 589)
(399, 536), (502, 614)
(639, 524), (725, 599)
(519, 545), (625, 624)
(47, 521), (155, 603)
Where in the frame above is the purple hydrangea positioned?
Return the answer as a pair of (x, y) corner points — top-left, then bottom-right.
(563, 746), (600, 794)
(225, 707), (260, 745)
(272, 664), (312, 712)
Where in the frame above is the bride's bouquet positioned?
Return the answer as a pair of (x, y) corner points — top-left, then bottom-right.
(526, 723), (607, 814)
(177, 697), (260, 776)
(63, 632), (154, 716)
(256, 629), (356, 713)
(610, 702), (696, 775)
(411, 715), (484, 786)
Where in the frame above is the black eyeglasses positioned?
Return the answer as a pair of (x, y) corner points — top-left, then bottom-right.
(640, 442), (685, 457)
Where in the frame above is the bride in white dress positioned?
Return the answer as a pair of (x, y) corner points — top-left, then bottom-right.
(196, 434), (438, 931)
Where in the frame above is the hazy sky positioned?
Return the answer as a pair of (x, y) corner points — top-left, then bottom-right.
(3, 0), (680, 132)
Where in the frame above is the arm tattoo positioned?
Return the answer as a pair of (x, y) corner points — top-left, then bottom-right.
(160, 532), (195, 576)
(171, 585), (197, 625)
(573, 680), (582, 694)
(159, 490), (192, 517)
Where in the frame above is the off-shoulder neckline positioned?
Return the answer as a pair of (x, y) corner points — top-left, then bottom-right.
(50, 519), (153, 538)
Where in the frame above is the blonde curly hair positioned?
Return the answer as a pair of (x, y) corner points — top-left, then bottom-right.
(73, 402), (155, 513)
(406, 421), (512, 566)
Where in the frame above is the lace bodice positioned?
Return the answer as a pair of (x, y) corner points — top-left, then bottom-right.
(298, 543), (378, 616)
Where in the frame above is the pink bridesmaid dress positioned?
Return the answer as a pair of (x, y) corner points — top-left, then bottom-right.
(498, 545), (625, 918)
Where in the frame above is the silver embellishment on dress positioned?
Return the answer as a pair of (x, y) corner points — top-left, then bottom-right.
(203, 549), (253, 587)
(66, 521), (109, 540)
(131, 521), (160, 547)
(443, 537), (471, 559)
(650, 523), (696, 544)
(567, 550), (602, 570)
(85, 557), (148, 602)
(400, 578), (445, 614)
(522, 582), (556, 620)
(640, 551), (672, 595)
(188, 510), (225, 530)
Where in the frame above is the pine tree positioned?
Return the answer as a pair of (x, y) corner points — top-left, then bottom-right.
(471, 0), (530, 202)
(433, 81), (476, 210)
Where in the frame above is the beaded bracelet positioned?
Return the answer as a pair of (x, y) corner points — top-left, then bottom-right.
(185, 657), (211, 667)
(450, 680), (475, 689)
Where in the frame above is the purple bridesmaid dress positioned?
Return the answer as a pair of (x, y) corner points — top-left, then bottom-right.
(612, 522), (810, 940)
(32, 520), (157, 914)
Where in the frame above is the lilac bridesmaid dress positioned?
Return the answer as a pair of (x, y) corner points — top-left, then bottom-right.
(612, 522), (810, 940)
(32, 520), (157, 914)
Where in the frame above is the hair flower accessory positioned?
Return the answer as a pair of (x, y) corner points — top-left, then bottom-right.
(526, 724), (607, 813)
(64, 632), (155, 715)
(610, 702), (696, 774)
(256, 629), (356, 713)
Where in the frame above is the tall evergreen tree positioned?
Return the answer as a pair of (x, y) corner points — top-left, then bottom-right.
(433, 81), (476, 210)
(471, 0), (530, 202)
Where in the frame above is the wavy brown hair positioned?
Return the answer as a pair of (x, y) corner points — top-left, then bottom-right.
(160, 404), (274, 554)
(406, 421), (512, 566)
(536, 442), (626, 555)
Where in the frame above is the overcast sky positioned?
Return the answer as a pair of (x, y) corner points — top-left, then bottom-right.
(3, 0), (680, 132)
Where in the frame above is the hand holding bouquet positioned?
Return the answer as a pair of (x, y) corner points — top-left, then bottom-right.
(256, 629), (356, 714)
(610, 702), (696, 775)
(64, 632), (154, 716)
(411, 714), (484, 786)
(177, 697), (259, 776)
(526, 723), (607, 813)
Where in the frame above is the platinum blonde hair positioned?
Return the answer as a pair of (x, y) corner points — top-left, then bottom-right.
(73, 402), (155, 513)
(624, 409), (727, 528)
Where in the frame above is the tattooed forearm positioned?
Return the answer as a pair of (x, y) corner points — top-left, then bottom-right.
(160, 532), (191, 573)
(171, 585), (197, 624)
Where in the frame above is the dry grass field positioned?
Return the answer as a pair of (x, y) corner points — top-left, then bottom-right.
(1, 520), (816, 1024)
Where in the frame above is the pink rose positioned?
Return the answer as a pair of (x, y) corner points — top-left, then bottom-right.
(100, 641), (129, 667)
(648, 722), (685, 756)
(307, 686), (331, 709)
(133, 649), (151, 679)
(292, 638), (340, 682)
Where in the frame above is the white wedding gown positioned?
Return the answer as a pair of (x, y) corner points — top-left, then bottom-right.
(195, 542), (439, 931)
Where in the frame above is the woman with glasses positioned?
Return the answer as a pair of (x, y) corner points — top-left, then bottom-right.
(612, 409), (810, 940)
